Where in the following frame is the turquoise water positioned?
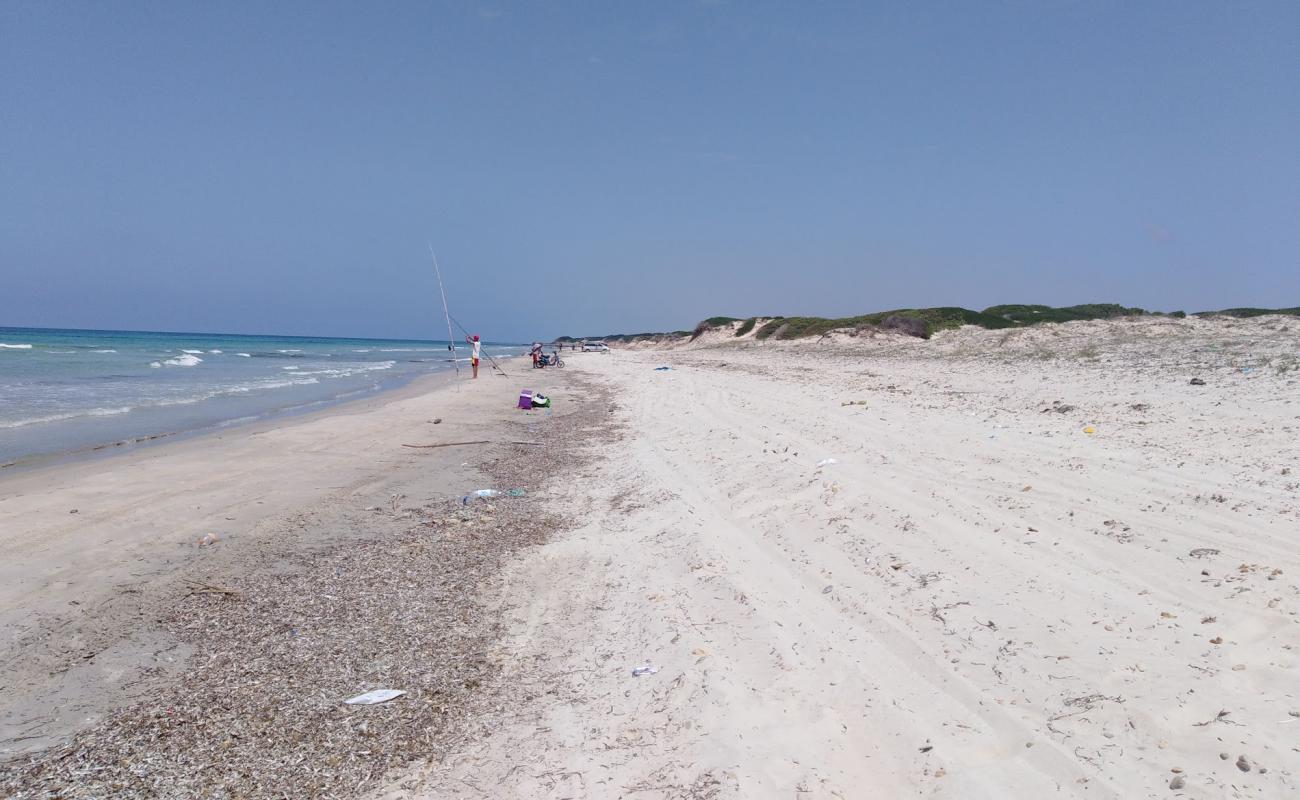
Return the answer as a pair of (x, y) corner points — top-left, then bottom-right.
(0, 327), (522, 464)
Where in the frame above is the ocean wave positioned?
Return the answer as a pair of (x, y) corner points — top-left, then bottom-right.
(0, 406), (133, 429)
(145, 376), (325, 408)
(209, 349), (223, 354)
(282, 365), (300, 370)
(290, 361), (396, 377)
(154, 354), (203, 367)
(0, 343), (34, 349)
(277, 349), (303, 354)
(92, 349), (118, 353)
(352, 349), (373, 353)
(235, 353), (251, 357)
(181, 349), (205, 354)
(255, 377), (320, 390)
(1, 372), (331, 432)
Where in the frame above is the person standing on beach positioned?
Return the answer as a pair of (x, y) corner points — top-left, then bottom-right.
(466, 334), (481, 379)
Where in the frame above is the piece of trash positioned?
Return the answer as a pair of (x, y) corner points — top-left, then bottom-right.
(631, 663), (660, 677)
(472, 489), (501, 498)
(840, 400), (868, 407)
(1083, 426), (1096, 434)
(343, 689), (406, 705)
(69, 509), (79, 514)
(653, 366), (673, 371)
(197, 532), (220, 547)
(506, 488), (527, 497)
(821, 585), (833, 594)
(816, 458), (839, 467)
(1189, 547), (1220, 558)
(1190, 377), (1206, 386)
(432, 418), (442, 424)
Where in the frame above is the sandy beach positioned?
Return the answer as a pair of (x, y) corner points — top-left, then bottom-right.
(0, 358), (582, 793)
(380, 315), (1299, 799)
(4, 316), (1300, 798)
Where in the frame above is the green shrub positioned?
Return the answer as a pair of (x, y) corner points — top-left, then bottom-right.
(1194, 307), (1300, 318)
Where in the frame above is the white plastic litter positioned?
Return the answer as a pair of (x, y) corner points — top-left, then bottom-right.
(816, 458), (839, 467)
(343, 689), (406, 705)
(631, 663), (660, 677)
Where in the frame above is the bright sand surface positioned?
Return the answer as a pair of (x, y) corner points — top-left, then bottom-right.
(0, 361), (537, 758)
(381, 316), (1299, 799)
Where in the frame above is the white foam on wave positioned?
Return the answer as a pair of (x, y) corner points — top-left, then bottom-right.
(0, 343), (33, 349)
(159, 353), (202, 367)
(92, 349), (118, 353)
(181, 349), (204, 354)
(0, 406), (133, 429)
(277, 349), (303, 354)
(235, 353), (251, 357)
(352, 349), (372, 353)
(290, 361), (397, 378)
(209, 349), (223, 354)
(256, 377), (320, 390)
(282, 365), (300, 370)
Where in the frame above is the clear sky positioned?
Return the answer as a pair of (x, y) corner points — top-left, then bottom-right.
(2, 1), (1297, 341)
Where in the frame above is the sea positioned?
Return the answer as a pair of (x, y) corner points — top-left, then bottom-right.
(0, 327), (523, 466)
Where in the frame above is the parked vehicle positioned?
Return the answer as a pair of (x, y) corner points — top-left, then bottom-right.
(582, 341), (609, 352)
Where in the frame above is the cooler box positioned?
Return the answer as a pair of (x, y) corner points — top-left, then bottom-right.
(517, 389), (533, 410)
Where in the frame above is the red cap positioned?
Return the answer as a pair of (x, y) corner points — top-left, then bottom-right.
(472, 335), (480, 341)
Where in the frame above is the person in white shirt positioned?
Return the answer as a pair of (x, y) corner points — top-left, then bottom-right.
(466, 334), (482, 379)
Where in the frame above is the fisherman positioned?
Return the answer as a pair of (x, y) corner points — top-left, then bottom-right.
(466, 334), (481, 379)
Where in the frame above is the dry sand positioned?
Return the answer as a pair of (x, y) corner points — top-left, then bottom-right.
(376, 315), (1300, 799)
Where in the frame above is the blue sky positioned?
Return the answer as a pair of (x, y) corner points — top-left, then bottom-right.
(2, 1), (1297, 341)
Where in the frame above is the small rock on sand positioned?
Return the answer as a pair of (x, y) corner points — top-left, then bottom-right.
(1169, 775), (1186, 790)
(1236, 755), (1251, 772)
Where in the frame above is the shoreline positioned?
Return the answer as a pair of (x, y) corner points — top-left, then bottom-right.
(0, 362), (483, 476)
(0, 354), (552, 767)
(0, 368), (452, 477)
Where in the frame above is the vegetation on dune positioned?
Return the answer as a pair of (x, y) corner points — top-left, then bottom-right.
(1194, 307), (1300, 318)
(691, 316), (742, 340)
(756, 307), (1015, 340)
(983, 303), (1149, 324)
(555, 305), (1298, 344)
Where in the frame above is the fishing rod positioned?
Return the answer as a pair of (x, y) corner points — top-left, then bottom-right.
(427, 243), (460, 376)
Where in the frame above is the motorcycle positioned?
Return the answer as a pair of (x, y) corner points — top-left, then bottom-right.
(534, 350), (564, 368)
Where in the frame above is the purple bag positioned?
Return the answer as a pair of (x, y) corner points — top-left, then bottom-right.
(517, 389), (533, 410)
